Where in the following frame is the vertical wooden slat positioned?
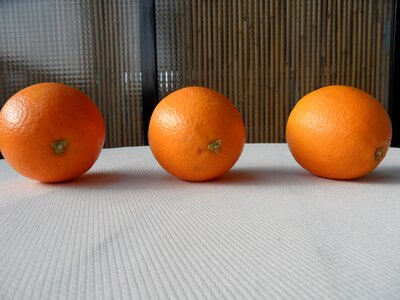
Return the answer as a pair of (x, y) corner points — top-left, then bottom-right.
(217, 0), (223, 93)
(351, 1), (358, 86)
(233, 0), (239, 110)
(197, 0), (202, 86)
(382, 0), (390, 109)
(376, 0), (382, 101)
(275, 0), (280, 142)
(243, 1), (250, 141)
(317, 0), (323, 88)
(361, 0), (367, 90)
(380, 0), (386, 104)
(357, 0), (363, 88)
(332, 0), (337, 84)
(227, 1), (235, 102)
(311, 0), (317, 89)
(247, 1), (257, 142)
(346, 0), (353, 84)
(284, 0), (291, 135)
(295, 0), (301, 103)
(202, 0), (208, 86)
(184, 1), (192, 86)
(274, 0), (279, 142)
(336, 0), (341, 85)
(326, 0), (332, 85)
(259, 0), (265, 142)
(370, 0), (377, 98)
(254, 0), (260, 142)
(275, 0), (281, 142)
(238, 0), (244, 118)
(192, 0), (198, 86)
(269, 0), (276, 141)
(206, 0), (212, 88)
(178, 0), (184, 87)
(222, 0), (228, 96)
(210, 1), (219, 90)
(264, 0), (270, 142)
(279, 1), (285, 142)
(170, 0), (177, 91)
(366, 0), (373, 93)
(338, 0), (346, 85)
(306, 0), (312, 93)
(290, 0), (297, 110)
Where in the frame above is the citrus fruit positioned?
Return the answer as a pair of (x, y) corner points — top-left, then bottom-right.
(0, 82), (106, 182)
(286, 85), (392, 180)
(148, 86), (245, 181)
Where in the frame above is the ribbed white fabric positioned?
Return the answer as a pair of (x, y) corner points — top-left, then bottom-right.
(1, 144), (400, 300)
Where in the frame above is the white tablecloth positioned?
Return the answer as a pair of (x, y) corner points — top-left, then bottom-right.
(0, 144), (399, 300)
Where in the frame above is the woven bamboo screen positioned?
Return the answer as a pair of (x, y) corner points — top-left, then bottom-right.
(155, 0), (394, 143)
(0, 0), (143, 148)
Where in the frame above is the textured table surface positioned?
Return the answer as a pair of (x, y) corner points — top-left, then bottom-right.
(1, 144), (400, 300)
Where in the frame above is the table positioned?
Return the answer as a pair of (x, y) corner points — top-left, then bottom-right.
(0, 144), (399, 300)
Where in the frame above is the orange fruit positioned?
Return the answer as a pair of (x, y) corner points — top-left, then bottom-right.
(0, 82), (106, 182)
(148, 86), (245, 181)
(286, 85), (392, 180)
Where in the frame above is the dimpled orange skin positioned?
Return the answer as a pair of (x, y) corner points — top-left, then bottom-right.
(0, 82), (106, 182)
(286, 85), (392, 180)
(148, 86), (245, 181)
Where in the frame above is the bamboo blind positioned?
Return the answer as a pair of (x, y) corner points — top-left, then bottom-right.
(155, 0), (394, 143)
(0, 1), (395, 147)
(0, 0), (143, 148)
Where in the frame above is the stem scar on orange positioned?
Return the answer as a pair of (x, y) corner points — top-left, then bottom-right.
(286, 85), (392, 180)
(0, 82), (106, 182)
(148, 86), (245, 181)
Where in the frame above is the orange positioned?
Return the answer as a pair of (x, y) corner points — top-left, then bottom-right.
(286, 85), (392, 180)
(0, 82), (105, 182)
(148, 86), (245, 181)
